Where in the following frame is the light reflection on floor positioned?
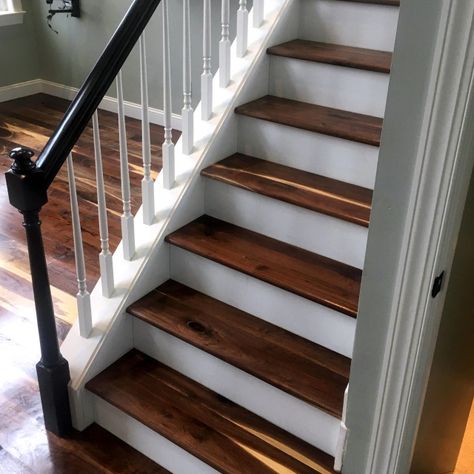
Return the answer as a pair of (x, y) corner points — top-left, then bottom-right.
(455, 399), (474, 474)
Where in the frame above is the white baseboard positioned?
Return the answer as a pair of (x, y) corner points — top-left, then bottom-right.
(0, 79), (43, 103)
(0, 79), (183, 131)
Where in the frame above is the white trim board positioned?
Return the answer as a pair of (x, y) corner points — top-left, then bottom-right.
(0, 79), (42, 102)
(0, 79), (183, 130)
(344, 1), (474, 473)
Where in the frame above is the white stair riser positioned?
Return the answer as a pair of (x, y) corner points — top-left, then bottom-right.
(133, 318), (341, 456)
(205, 179), (368, 268)
(299, 0), (399, 51)
(92, 395), (219, 474)
(170, 246), (356, 357)
(238, 116), (379, 189)
(269, 56), (390, 117)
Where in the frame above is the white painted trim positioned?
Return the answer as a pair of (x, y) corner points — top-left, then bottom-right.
(0, 10), (25, 26)
(0, 0), (25, 26)
(0, 79), (183, 130)
(345, 1), (474, 473)
(0, 79), (42, 102)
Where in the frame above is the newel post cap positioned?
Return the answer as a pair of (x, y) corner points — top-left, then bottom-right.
(9, 147), (36, 174)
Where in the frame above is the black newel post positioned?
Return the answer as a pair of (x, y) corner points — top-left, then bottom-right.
(6, 147), (72, 437)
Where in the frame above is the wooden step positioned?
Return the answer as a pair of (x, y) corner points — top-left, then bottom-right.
(202, 153), (372, 227)
(128, 280), (350, 417)
(268, 40), (392, 73)
(87, 350), (337, 474)
(165, 215), (361, 317)
(235, 96), (383, 146)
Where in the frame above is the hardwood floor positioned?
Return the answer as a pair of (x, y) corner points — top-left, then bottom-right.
(0, 93), (179, 472)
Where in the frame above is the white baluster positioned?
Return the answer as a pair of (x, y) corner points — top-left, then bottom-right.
(237, 0), (248, 58)
(67, 154), (92, 338)
(92, 111), (114, 298)
(201, 0), (213, 120)
(253, 0), (264, 28)
(162, 0), (175, 189)
(219, 0), (231, 88)
(140, 35), (155, 225)
(116, 71), (136, 260)
(182, 0), (194, 154)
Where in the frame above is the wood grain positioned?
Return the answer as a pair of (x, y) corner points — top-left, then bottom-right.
(202, 153), (372, 227)
(87, 349), (337, 474)
(235, 95), (383, 146)
(267, 40), (392, 73)
(165, 215), (362, 317)
(128, 280), (350, 417)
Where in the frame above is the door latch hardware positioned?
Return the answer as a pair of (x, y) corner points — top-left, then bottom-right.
(431, 271), (445, 298)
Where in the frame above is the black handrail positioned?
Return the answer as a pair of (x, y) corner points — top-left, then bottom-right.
(5, 0), (162, 437)
(37, 0), (162, 187)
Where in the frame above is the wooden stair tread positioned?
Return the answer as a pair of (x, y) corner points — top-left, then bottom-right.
(235, 96), (383, 146)
(202, 153), (372, 227)
(86, 350), (337, 474)
(165, 215), (361, 317)
(268, 39), (392, 73)
(128, 280), (350, 417)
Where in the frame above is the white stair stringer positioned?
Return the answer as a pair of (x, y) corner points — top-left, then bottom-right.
(205, 178), (368, 269)
(170, 246), (356, 358)
(92, 395), (219, 474)
(133, 318), (341, 457)
(61, 0), (300, 432)
(269, 55), (390, 117)
(238, 115), (379, 189)
(299, 0), (399, 51)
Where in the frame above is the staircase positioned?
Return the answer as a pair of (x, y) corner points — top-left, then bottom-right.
(4, 0), (399, 472)
(84, 1), (399, 472)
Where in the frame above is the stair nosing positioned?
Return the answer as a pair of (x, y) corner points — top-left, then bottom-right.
(202, 153), (372, 227)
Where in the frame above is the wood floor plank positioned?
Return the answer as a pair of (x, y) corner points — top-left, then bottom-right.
(87, 350), (337, 474)
(267, 39), (392, 73)
(235, 95), (383, 146)
(129, 280), (350, 417)
(202, 153), (372, 226)
(165, 215), (361, 317)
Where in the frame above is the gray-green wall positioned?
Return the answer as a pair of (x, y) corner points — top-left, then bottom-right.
(0, 0), (39, 87)
(1, 0), (246, 114)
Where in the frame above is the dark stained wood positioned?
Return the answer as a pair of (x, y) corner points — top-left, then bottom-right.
(128, 280), (350, 417)
(165, 215), (361, 317)
(87, 350), (337, 474)
(0, 94), (175, 472)
(202, 153), (372, 227)
(343, 0), (399, 5)
(235, 95), (383, 146)
(267, 40), (392, 73)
